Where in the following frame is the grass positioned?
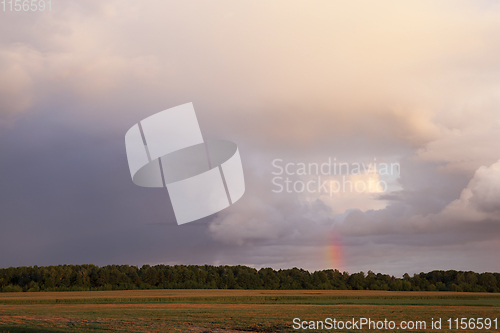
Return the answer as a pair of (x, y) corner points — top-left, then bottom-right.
(0, 290), (499, 332)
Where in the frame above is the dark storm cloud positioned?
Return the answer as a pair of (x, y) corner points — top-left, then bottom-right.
(0, 111), (230, 267)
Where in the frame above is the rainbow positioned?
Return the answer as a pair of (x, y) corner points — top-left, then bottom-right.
(324, 232), (344, 271)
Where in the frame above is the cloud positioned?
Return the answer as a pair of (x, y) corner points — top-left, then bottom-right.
(209, 172), (335, 245)
(338, 159), (500, 239)
(2, 0), (499, 146)
(1, 0), (500, 275)
(417, 124), (500, 173)
(0, 45), (38, 121)
(441, 159), (500, 218)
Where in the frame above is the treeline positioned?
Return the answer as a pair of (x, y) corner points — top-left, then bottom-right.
(0, 264), (498, 292)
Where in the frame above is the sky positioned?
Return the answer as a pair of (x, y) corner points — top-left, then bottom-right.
(1, 0), (500, 276)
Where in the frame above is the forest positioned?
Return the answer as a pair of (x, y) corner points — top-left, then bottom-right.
(1, 264), (498, 292)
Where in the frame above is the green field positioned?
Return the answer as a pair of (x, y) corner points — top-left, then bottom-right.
(0, 290), (499, 332)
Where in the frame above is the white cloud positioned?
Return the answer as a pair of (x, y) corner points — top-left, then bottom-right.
(440, 159), (500, 218)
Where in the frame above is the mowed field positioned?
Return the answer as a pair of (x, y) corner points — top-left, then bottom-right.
(0, 290), (499, 332)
